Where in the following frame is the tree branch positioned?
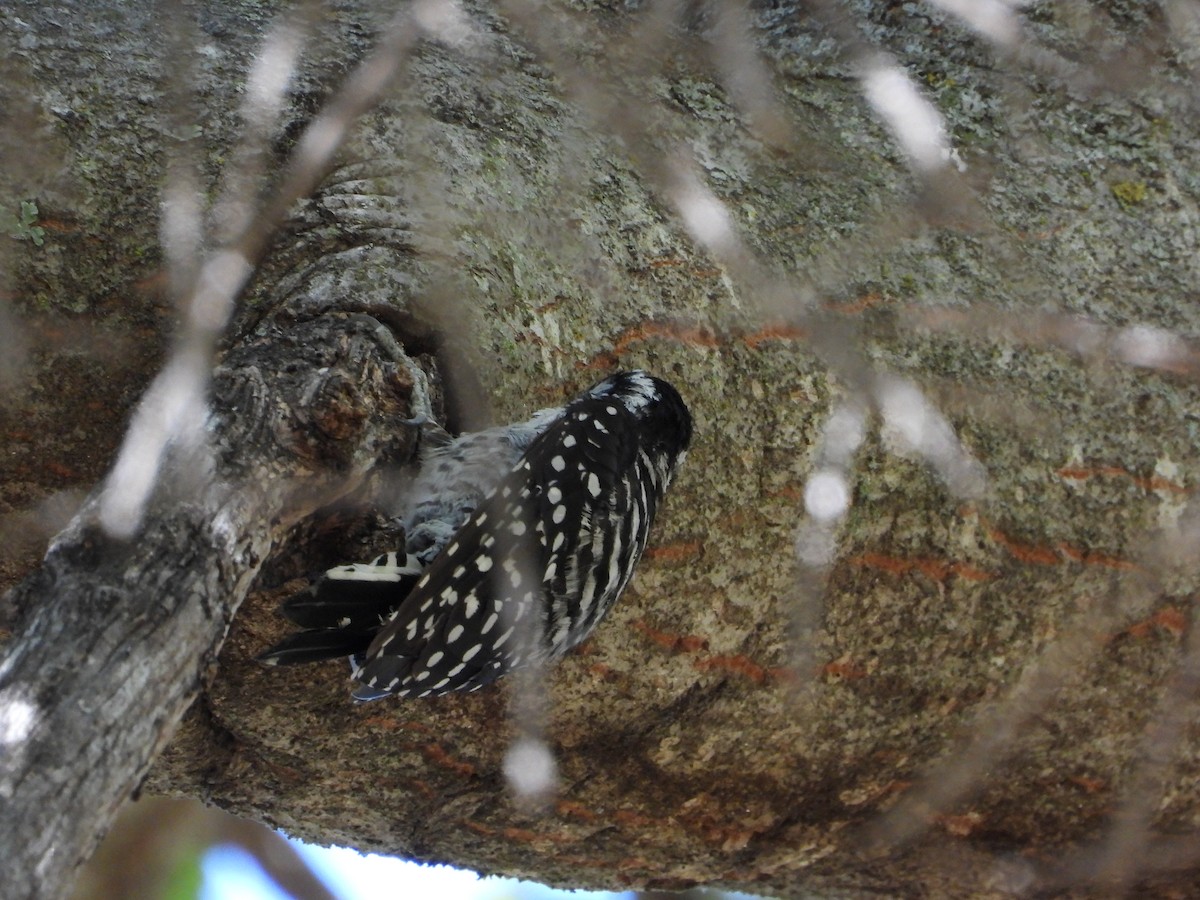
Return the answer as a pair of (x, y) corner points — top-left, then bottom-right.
(0, 312), (424, 900)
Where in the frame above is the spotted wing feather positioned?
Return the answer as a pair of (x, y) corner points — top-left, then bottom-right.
(533, 398), (642, 653)
(353, 397), (640, 700)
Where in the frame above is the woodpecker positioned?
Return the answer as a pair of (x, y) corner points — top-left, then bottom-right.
(259, 370), (692, 701)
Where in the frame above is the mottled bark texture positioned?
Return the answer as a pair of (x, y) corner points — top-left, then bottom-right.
(0, 310), (426, 900)
(3, 0), (1200, 897)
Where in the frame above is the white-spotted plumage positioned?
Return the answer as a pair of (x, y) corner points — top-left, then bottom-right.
(259, 370), (691, 702)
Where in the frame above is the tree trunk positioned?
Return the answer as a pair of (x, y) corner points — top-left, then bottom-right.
(3, 0), (1200, 896)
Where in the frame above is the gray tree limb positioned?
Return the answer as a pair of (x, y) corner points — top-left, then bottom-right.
(1, 312), (425, 900)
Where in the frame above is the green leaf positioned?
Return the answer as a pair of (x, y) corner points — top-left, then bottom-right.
(161, 849), (205, 900)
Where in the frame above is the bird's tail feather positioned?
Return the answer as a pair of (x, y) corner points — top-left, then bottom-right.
(277, 552), (422, 630)
(258, 552), (423, 666)
(257, 629), (373, 666)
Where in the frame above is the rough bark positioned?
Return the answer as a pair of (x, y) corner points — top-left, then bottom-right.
(0, 309), (427, 900)
(3, 0), (1200, 897)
